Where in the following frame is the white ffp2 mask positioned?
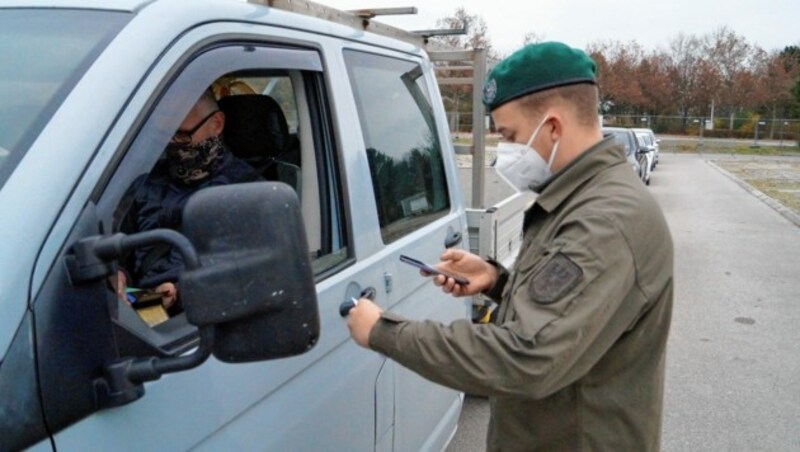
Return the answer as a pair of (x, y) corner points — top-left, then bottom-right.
(494, 116), (560, 191)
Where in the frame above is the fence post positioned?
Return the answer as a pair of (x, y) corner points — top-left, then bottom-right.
(752, 120), (765, 148)
(694, 118), (703, 148)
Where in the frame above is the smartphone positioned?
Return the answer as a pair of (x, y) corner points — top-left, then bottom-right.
(399, 255), (469, 285)
(126, 288), (164, 307)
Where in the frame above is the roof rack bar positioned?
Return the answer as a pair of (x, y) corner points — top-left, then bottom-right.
(434, 65), (474, 71)
(249, 0), (426, 47)
(427, 50), (476, 61)
(438, 78), (474, 85)
(412, 28), (467, 38)
(347, 7), (417, 19)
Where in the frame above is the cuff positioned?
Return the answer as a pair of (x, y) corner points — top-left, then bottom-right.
(481, 258), (509, 303)
(368, 311), (407, 355)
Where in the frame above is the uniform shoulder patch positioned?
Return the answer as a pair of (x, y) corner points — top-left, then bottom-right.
(528, 252), (583, 304)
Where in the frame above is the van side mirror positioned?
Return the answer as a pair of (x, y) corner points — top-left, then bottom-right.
(76, 182), (319, 409)
(180, 182), (320, 362)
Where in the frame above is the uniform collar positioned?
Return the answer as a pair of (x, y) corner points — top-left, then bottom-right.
(532, 136), (626, 213)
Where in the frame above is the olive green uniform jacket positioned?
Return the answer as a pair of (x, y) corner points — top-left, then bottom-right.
(369, 136), (674, 451)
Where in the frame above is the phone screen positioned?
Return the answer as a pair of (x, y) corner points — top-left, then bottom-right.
(399, 255), (469, 285)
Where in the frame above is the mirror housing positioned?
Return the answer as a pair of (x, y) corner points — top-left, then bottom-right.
(180, 182), (320, 363)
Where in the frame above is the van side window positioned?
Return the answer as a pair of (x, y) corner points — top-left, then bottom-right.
(344, 50), (450, 244)
(98, 45), (347, 353)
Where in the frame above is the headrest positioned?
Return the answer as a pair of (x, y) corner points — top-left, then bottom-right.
(218, 94), (290, 161)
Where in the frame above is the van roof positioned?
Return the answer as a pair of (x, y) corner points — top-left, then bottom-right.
(0, 0), (150, 12)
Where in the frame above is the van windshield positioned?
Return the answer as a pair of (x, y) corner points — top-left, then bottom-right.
(0, 8), (130, 190)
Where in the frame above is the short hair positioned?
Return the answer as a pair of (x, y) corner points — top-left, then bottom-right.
(516, 83), (599, 127)
(195, 89), (219, 115)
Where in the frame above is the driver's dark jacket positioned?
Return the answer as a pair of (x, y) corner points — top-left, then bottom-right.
(369, 137), (674, 451)
(130, 148), (261, 287)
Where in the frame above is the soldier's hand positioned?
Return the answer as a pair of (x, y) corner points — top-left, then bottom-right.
(433, 249), (498, 297)
(346, 298), (382, 348)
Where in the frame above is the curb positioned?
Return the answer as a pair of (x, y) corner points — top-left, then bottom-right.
(707, 160), (800, 229)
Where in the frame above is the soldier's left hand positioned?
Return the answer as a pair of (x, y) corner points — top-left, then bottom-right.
(346, 298), (383, 348)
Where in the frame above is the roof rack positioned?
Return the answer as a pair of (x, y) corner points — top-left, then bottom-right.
(248, 0), (489, 208)
(248, 0), (429, 47)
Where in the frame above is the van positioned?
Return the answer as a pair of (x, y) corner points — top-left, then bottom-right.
(0, 0), (473, 449)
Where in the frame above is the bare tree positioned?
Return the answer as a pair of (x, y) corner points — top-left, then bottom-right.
(522, 31), (546, 46)
(432, 8), (496, 133)
(665, 33), (718, 129)
(705, 26), (753, 131)
(433, 7), (494, 55)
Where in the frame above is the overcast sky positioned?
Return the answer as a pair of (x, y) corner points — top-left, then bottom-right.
(318, 0), (799, 56)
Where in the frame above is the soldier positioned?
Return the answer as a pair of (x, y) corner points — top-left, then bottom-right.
(347, 41), (674, 451)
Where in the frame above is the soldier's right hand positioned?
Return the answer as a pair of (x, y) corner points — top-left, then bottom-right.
(433, 249), (498, 297)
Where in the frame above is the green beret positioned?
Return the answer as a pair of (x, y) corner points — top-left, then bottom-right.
(483, 41), (597, 111)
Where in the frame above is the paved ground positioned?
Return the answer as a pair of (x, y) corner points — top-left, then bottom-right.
(446, 153), (800, 451)
(712, 157), (800, 221)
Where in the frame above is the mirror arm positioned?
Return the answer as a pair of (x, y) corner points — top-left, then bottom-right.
(93, 230), (200, 270)
(96, 326), (214, 409)
(126, 326), (214, 382)
(67, 230), (200, 284)
(88, 230), (207, 409)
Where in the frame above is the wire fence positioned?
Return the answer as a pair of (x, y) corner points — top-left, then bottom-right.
(446, 111), (800, 146)
(603, 115), (800, 143)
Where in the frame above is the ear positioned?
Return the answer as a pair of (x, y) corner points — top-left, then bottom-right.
(209, 111), (225, 135)
(546, 114), (563, 142)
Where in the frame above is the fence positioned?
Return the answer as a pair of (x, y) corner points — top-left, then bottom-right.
(603, 115), (800, 143)
(446, 111), (800, 146)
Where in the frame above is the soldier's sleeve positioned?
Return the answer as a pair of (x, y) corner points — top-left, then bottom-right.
(481, 258), (509, 303)
(369, 214), (641, 398)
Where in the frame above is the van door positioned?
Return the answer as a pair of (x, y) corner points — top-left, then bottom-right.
(31, 26), (387, 450)
(341, 47), (467, 451)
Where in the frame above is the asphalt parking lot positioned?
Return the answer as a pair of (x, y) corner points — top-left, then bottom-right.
(447, 152), (800, 451)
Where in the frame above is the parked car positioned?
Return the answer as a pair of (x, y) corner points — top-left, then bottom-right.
(634, 128), (659, 169)
(633, 131), (655, 184)
(0, 1), (473, 450)
(602, 127), (646, 183)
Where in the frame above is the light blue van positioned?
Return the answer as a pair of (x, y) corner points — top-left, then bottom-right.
(0, 1), (469, 449)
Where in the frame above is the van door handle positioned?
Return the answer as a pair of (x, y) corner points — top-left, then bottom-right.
(444, 230), (462, 248)
(339, 286), (376, 317)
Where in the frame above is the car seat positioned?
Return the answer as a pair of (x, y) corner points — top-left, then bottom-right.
(218, 94), (301, 197)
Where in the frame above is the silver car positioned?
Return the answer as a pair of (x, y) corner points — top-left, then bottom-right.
(633, 128), (659, 169)
(603, 127), (644, 182)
